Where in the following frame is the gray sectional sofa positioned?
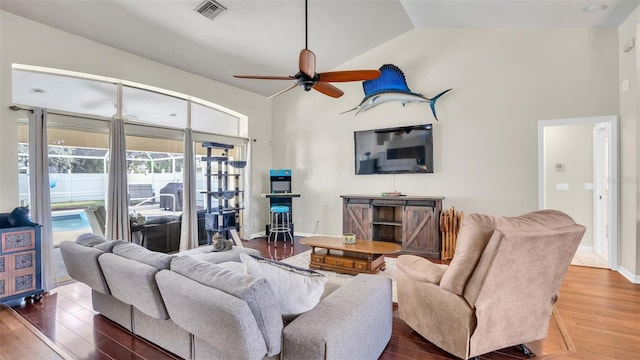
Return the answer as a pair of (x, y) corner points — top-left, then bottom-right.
(59, 238), (393, 360)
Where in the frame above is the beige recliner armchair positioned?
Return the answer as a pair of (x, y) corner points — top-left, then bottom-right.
(396, 209), (585, 360)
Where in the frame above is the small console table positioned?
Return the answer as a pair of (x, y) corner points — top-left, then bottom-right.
(341, 194), (444, 258)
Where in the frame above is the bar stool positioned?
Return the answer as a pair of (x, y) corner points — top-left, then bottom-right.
(269, 205), (293, 246)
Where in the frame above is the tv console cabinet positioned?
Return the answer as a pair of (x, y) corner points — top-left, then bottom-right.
(341, 195), (444, 258)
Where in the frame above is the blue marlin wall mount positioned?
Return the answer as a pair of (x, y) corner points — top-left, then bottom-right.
(342, 64), (451, 121)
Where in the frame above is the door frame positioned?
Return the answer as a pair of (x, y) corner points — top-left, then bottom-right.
(537, 115), (619, 270)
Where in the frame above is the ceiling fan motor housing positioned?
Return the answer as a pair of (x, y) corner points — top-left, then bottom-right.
(295, 72), (319, 91)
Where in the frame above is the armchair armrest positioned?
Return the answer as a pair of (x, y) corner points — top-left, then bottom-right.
(282, 274), (392, 360)
(397, 255), (448, 284)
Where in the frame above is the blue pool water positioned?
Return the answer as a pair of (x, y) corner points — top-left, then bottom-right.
(52, 212), (90, 231)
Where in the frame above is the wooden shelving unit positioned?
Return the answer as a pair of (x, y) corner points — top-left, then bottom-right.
(341, 195), (444, 258)
(200, 142), (245, 244)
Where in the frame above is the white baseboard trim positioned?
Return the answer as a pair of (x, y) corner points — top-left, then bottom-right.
(617, 265), (640, 284)
(577, 245), (594, 252)
(294, 232), (326, 237)
(249, 231), (266, 239)
(249, 231), (330, 239)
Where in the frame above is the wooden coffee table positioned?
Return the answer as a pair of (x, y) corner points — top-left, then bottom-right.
(299, 236), (401, 275)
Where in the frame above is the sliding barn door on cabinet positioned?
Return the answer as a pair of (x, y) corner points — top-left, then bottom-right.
(342, 201), (372, 240)
(404, 206), (438, 257)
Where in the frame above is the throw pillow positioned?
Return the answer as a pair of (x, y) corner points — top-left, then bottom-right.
(112, 242), (176, 270)
(239, 253), (327, 317)
(94, 240), (126, 253)
(75, 233), (107, 247)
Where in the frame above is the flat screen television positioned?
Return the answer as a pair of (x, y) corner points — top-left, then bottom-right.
(354, 124), (433, 175)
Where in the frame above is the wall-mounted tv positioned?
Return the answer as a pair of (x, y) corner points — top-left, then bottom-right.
(354, 124), (433, 175)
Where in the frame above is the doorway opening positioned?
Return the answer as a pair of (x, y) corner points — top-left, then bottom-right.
(538, 115), (618, 270)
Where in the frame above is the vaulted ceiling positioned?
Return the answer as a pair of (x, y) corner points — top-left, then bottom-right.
(2, 0), (639, 99)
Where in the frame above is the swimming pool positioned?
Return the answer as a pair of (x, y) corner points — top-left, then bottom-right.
(52, 211), (90, 232)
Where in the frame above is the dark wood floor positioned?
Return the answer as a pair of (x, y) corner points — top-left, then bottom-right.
(8, 237), (640, 360)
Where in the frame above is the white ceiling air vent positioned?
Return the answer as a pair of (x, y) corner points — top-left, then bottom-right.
(194, 0), (227, 21)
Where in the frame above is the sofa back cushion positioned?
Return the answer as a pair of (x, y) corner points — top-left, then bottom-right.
(439, 214), (496, 295)
(112, 242), (175, 269)
(98, 243), (176, 320)
(170, 256), (283, 356)
(462, 210), (582, 305)
(467, 223), (585, 355)
(59, 240), (110, 294)
(440, 210), (580, 296)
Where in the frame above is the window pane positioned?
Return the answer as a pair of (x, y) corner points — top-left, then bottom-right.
(12, 69), (117, 118)
(126, 135), (184, 216)
(192, 102), (239, 136)
(122, 86), (187, 128)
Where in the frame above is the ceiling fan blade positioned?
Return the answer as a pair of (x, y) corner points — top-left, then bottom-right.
(233, 75), (294, 80)
(318, 70), (381, 83)
(313, 82), (344, 98)
(268, 83), (298, 99)
(299, 49), (316, 78)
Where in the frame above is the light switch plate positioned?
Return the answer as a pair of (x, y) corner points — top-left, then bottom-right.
(556, 183), (569, 191)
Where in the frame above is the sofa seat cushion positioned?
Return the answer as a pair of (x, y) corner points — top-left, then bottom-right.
(240, 254), (328, 318)
(170, 256), (283, 356)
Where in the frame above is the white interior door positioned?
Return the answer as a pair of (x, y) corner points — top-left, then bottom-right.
(593, 122), (609, 260)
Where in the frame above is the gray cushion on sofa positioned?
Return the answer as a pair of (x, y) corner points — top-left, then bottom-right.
(75, 233), (107, 247)
(59, 240), (110, 294)
(170, 256), (283, 356)
(94, 240), (126, 253)
(180, 245), (261, 263)
(156, 270), (268, 359)
(113, 242), (175, 269)
(99, 252), (171, 320)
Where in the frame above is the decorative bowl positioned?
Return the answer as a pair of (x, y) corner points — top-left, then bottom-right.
(342, 233), (356, 245)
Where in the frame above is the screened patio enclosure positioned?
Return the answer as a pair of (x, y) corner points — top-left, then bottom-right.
(18, 143), (213, 212)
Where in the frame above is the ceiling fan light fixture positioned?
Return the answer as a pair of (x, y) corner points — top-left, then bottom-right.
(581, 4), (608, 13)
(194, 0), (227, 21)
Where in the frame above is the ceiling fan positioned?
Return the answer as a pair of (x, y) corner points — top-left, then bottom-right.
(233, 0), (381, 99)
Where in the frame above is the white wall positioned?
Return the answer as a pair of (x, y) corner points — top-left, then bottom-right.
(0, 10), (272, 235)
(272, 28), (619, 238)
(544, 124), (594, 247)
(618, 7), (640, 279)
